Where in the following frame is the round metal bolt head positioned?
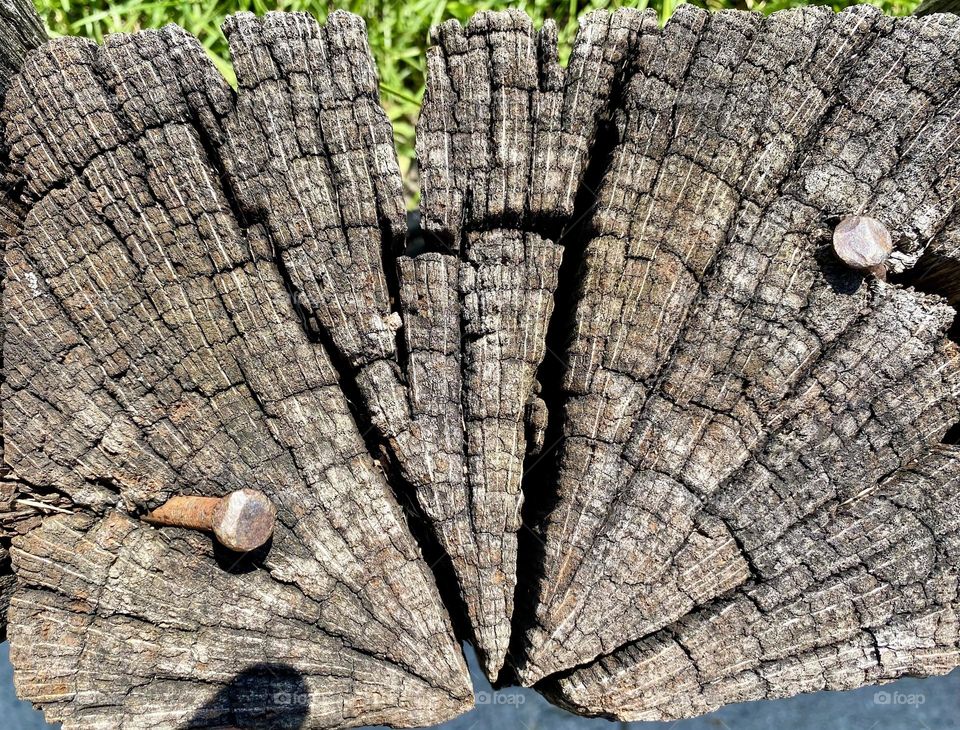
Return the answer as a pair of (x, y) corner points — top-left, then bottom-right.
(212, 488), (277, 552)
(833, 215), (893, 272)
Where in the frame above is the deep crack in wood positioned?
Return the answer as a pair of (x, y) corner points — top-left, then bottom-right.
(1, 4), (959, 728)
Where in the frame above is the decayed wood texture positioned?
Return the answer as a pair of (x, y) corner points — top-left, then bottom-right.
(2, 13), (471, 728)
(514, 0), (960, 706)
(220, 10), (638, 681)
(2, 4), (960, 728)
(549, 445), (960, 720)
(413, 9), (643, 677)
(0, 0), (45, 640)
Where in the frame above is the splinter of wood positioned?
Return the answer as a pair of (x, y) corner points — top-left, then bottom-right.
(833, 215), (893, 277)
(143, 489), (276, 552)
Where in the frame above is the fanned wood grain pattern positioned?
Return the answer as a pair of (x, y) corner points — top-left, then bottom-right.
(516, 2), (960, 693)
(414, 8), (646, 677)
(221, 11), (619, 680)
(2, 15), (471, 729)
(2, 5), (960, 727)
(0, 0), (45, 640)
(548, 445), (960, 720)
(12, 513), (467, 729)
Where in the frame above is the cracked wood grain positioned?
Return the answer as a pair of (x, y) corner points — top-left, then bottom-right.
(2, 15), (470, 729)
(12, 512), (466, 728)
(0, 0), (45, 640)
(516, 2), (960, 695)
(414, 8), (646, 678)
(218, 10), (638, 682)
(2, 4), (960, 727)
(547, 445), (960, 720)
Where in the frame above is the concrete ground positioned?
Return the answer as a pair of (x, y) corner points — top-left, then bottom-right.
(3, 642), (958, 729)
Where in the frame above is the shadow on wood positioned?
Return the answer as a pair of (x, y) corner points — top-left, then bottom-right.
(186, 663), (309, 730)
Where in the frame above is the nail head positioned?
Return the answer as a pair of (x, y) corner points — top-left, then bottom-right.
(212, 488), (277, 552)
(833, 215), (893, 272)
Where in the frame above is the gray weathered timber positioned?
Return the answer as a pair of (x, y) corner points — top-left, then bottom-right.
(2, 4), (960, 728)
(2, 13), (471, 729)
(415, 8), (646, 677)
(0, 0), (45, 641)
(0, 0), (42, 83)
(515, 0), (960, 701)
(12, 513), (468, 728)
(547, 445), (960, 720)
(219, 11), (614, 681)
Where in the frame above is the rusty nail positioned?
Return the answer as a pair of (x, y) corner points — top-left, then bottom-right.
(143, 488), (276, 552)
(833, 215), (893, 279)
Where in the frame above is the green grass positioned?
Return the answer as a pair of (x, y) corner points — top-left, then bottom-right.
(34, 0), (920, 194)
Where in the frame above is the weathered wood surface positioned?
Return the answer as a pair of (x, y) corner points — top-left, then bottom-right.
(515, 4), (960, 690)
(414, 9), (643, 677)
(548, 444), (960, 720)
(0, 0), (45, 640)
(1, 4), (959, 729)
(2, 12), (470, 728)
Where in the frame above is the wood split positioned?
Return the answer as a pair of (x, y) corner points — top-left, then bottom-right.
(1, 3), (959, 728)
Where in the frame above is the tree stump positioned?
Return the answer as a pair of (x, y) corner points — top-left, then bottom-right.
(1, 3), (959, 728)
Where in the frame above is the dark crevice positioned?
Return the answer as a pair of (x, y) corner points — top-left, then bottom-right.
(502, 110), (624, 687)
(273, 219), (473, 645)
(890, 250), (960, 342)
(941, 421), (960, 445)
(402, 209), (428, 257)
(382, 210), (410, 374)
(391, 222), (470, 649)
